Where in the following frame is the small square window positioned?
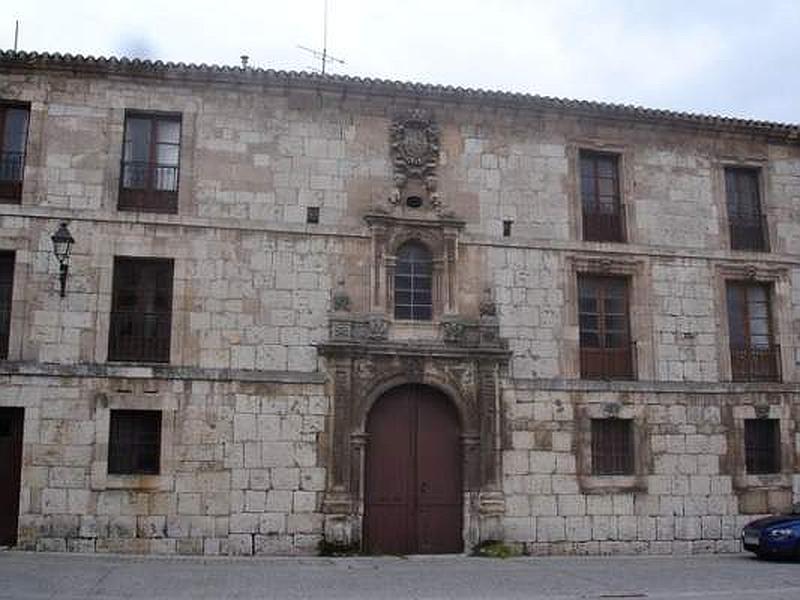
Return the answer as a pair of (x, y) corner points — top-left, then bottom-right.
(744, 419), (780, 474)
(108, 410), (162, 475)
(591, 418), (634, 475)
(502, 220), (513, 237)
(306, 206), (320, 224)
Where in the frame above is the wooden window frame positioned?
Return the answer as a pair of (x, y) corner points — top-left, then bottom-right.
(394, 241), (434, 321)
(725, 281), (780, 382)
(579, 150), (626, 243)
(0, 103), (30, 204)
(725, 167), (768, 252)
(591, 418), (634, 476)
(108, 409), (162, 475)
(0, 251), (12, 360)
(108, 257), (174, 364)
(578, 274), (634, 380)
(118, 111), (181, 214)
(744, 418), (781, 475)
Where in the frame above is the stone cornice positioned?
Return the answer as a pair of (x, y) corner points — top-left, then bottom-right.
(1, 50), (799, 143)
(512, 377), (800, 395)
(316, 340), (511, 361)
(0, 360), (325, 384)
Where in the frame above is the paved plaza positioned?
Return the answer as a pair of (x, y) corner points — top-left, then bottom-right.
(0, 551), (798, 599)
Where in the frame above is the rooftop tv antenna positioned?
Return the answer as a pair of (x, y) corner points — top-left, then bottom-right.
(297, 0), (345, 74)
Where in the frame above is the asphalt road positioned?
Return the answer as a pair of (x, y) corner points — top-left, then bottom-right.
(0, 551), (798, 599)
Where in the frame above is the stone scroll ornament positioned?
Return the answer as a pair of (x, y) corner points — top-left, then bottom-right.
(389, 110), (442, 211)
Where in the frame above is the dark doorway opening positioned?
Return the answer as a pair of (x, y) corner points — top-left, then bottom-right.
(0, 407), (24, 546)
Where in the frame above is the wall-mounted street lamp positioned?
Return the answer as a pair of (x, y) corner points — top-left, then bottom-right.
(51, 222), (75, 298)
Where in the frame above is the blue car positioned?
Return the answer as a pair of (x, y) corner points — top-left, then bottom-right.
(741, 506), (800, 560)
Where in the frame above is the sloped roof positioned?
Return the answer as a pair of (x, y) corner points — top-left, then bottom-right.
(1, 50), (798, 141)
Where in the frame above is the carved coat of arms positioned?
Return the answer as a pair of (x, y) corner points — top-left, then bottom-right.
(390, 111), (440, 201)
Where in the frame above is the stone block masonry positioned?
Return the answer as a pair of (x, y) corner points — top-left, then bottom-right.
(0, 52), (799, 556)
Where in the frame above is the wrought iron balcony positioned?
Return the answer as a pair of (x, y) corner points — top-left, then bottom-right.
(730, 344), (781, 382)
(729, 213), (769, 252)
(580, 343), (635, 380)
(118, 161), (179, 213)
(108, 311), (171, 363)
(0, 151), (25, 201)
(583, 204), (626, 243)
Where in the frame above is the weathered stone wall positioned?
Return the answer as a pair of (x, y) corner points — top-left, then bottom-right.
(502, 386), (800, 555)
(1, 60), (799, 555)
(4, 371), (327, 554)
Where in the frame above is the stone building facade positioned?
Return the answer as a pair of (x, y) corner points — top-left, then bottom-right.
(0, 50), (798, 556)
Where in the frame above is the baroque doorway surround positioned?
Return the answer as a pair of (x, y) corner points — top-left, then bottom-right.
(317, 109), (510, 552)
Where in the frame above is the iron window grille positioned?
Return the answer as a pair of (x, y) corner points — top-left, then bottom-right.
(578, 275), (634, 379)
(394, 242), (433, 321)
(108, 410), (162, 475)
(108, 257), (174, 363)
(118, 112), (181, 213)
(726, 281), (780, 382)
(0, 103), (30, 203)
(580, 151), (625, 243)
(591, 418), (634, 476)
(0, 252), (13, 359)
(744, 419), (780, 474)
(725, 167), (768, 251)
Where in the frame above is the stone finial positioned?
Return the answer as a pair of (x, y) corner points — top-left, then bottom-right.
(332, 278), (351, 312)
(479, 287), (497, 317)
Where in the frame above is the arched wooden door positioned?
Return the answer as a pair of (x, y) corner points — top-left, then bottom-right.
(364, 384), (462, 554)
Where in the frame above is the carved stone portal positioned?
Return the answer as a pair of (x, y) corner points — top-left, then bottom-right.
(317, 341), (510, 552)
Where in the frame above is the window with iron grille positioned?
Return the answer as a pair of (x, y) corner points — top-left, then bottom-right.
(726, 281), (779, 381)
(108, 410), (162, 475)
(0, 103), (29, 203)
(0, 251), (13, 359)
(725, 168), (768, 251)
(744, 419), (780, 474)
(580, 151), (625, 242)
(592, 419), (634, 475)
(578, 275), (634, 379)
(394, 242), (433, 321)
(108, 257), (174, 363)
(119, 112), (181, 213)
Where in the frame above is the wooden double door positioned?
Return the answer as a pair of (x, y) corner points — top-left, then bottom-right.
(0, 408), (23, 547)
(364, 384), (462, 554)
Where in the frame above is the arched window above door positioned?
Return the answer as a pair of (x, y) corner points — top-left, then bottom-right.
(394, 242), (433, 320)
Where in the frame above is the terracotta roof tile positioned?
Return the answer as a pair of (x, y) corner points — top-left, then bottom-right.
(2, 50), (798, 140)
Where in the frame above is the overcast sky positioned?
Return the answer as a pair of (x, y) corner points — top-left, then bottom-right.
(7, 1), (800, 124)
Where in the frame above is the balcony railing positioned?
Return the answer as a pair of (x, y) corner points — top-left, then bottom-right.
(119, 161), (179, 213)
(580, 343), (635, 380)
(730, 344), (780, 382)
(108, 311), (171, 363)
(0, 151), (25, 201)
(583, 204), (626, 243)
(0, 306), (10, 359)
(729, 213), (768, 251)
